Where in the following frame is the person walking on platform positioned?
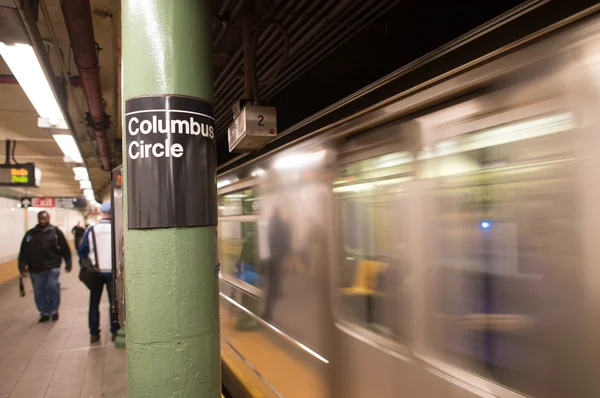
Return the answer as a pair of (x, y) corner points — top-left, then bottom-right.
(18, 210), (72, 322)
(71, 221), (85, 251)
(78, 202), (120, 343)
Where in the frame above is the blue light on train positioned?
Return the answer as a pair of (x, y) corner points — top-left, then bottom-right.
(481, 220), (491, 229)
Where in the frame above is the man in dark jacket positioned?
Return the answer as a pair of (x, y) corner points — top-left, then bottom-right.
(18, 210), (72, 322)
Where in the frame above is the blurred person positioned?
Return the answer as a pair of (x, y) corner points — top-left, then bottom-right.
(79, 202), (120, 343)
(18, 210), (72, 322)
(235, 260), (263, 288)
(263, 207), (291, 322)
(71, 221), (85, 251)
(234, 260), (263, 331)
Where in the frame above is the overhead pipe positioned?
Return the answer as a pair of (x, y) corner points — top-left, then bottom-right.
(39, 0), (99, 168)
(59, 0), (111, 171)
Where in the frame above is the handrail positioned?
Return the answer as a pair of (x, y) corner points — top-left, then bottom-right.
(219, 273), (264, 300)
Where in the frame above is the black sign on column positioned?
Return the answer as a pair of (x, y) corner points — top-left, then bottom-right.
(125, 95), (217, 229)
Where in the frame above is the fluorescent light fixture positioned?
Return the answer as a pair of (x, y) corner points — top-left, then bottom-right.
(38, 117), (68, 130)
(273, 150), (326, 170)
(217, 179), (231, 189)
(458, 112), (574, 152)
(332, 182), (373, 193)
(53, 134), (83, 163)
(83, 188), (95, 199)
(251, 168), (266, 177)
(79, 179), (92, 190)
(374, 177), (410, 186)
(73, 167), (89, 181)
(0, 43), (65, 124)
(376, 153), (413, 169)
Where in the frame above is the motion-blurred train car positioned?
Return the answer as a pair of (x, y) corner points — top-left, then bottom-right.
(218, 4), (600, 397)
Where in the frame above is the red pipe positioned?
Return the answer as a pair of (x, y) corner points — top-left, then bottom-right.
(60, 0), (111, 171)
(0, 74), (82, 87)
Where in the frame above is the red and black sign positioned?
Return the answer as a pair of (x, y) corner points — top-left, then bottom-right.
(20, 197), (87, 209)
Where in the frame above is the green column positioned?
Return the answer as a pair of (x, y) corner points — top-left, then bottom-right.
(121, 2), (220, 397)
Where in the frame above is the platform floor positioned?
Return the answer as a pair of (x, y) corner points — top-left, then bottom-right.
(0, 267), (126, 398)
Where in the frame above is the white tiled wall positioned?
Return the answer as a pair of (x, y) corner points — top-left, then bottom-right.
(27, 207), (85, 242)
(0, 197), (25, 263)
(0, 196), (86, 264)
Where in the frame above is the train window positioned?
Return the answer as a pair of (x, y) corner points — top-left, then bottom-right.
(334, 151), (414, 342)
(218, 188), (265, 290)
(422, 111), (585, 396)
(218, 188), (262, 217)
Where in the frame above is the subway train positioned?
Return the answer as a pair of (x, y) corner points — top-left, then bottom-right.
(217, 5), (600, 398)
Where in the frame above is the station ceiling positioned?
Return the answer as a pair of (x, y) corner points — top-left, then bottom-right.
(0, 0), (589, 202)
(0, 0), (119, 200)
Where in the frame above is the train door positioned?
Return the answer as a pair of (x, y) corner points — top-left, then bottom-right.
(330, 121), (421, 398)
(413, 64), (592, 397)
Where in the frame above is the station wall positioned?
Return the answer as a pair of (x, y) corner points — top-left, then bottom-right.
(0, 196), (84, 285)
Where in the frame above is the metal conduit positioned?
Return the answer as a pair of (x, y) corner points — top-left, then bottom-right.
(252, 0), (340, 83)
(255, 0), (356, 85)
(251, 0), (393, 104)
(213, 0), (352, 130)
(214, 0), (301, 93)
(257, 0), (377, 88)
(213, 0), (248, 51)
(215, 0), (399, 138)
(259, 0), (383, 93)
(216, 0), (558, 172)
(215, 0), (328, 100)
(262, 0), (400, 99)
(213, 0), (305, 116)
(214, 0), (398, 139)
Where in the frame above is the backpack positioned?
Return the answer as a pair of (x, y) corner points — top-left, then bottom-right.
(78, 226), (100, 289)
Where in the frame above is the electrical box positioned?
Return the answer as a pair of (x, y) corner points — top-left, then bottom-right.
(228, 106), (277, 153)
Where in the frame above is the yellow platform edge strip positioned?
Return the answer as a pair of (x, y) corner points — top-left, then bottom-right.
(0, 259), (19, 285)
(221, 340), (268, 398)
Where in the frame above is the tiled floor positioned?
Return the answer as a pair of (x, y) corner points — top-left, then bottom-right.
(0, 266), (126, 398)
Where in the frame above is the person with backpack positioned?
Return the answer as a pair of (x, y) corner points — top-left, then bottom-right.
(78, 202), (120, 343)
(18, 210), (72, 322)
(71, 221), (86, 251)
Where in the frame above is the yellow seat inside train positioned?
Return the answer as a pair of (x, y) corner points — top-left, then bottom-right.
(342, 259), (389, 295)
